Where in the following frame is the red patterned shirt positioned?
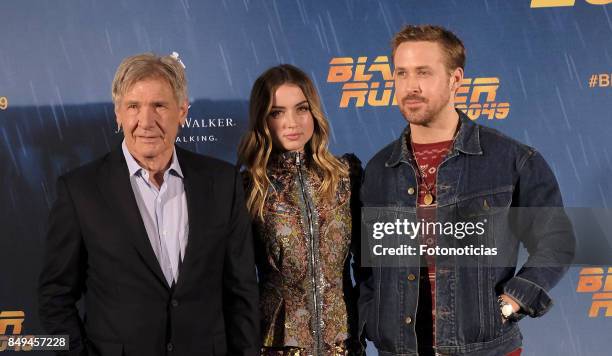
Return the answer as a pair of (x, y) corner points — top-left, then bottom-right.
(412, 140), (453, 352)
(411, 140), (523, 356)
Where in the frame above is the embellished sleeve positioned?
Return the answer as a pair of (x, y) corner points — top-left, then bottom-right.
(340, 153), (363, 238)
(341, 153), (366, 352)
(338, 153), (361, 196)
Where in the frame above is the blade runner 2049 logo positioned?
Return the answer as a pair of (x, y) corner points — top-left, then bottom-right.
(576, 267), (612, 318)
(530, 0), (611, 7)
(327, 56), (510, 121)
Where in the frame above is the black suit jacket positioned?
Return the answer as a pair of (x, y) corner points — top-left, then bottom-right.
(38, 146), (260, 356)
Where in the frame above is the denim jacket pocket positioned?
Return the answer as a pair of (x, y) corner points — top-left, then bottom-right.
(456, 188), (513, 219)
(455, 189), (514, 260)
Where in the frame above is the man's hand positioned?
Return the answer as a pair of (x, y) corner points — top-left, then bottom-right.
(500, 294), (520, 313)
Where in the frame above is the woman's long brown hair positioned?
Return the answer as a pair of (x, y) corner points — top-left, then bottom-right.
(237, 64), (348, 221)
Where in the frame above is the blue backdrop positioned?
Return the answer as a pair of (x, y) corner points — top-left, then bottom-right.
(0, 0), (610, 354)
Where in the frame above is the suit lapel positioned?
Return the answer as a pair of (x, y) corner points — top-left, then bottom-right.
(97, 147), (170, 289)
(174, 147), (213, 291)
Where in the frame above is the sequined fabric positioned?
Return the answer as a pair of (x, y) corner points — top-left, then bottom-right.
(260, 339), (356, 356)
(248, 151), (362, 356)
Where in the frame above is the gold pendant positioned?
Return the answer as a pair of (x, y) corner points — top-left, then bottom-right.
(423, 193), (434, 205)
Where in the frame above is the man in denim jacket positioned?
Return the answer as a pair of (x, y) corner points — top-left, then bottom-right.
(358, 25), (575, 356)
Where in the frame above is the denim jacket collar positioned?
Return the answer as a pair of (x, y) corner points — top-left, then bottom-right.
(385, 109), (483, 168)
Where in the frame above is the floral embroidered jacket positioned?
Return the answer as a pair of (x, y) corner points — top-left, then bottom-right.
(247, 151), (362, 356)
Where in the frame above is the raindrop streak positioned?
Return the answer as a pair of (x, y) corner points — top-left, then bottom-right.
(29, 81), (44, 128)
(105, 28), (114, 55)
(598, 184), (609, 209)
(50, 104), (64, 141)
(555, 86), (571, 130)
(133, 22), (152, 52)
(179, 0), (190, 19)
(296, 0), (308, 24)
(377, 0), (393, 39)
(310, 71), (335, 143)
(58, 35), (73, 69)
(565, 145), (581, 185)
(325, 11), (341, 54)
(521, 27), (534, 61)
(218, 43), (233, 88)
(314, 23), (326, 51)
(102, 127), (111, 153)
(573, 21), (587, 49)
(55, 86), (69, 127)
(1, 127), (18, 172)
(344, 0), (354, 21)
(567, 54), (583, 90)
(564, 52), (574, 82)
(577, 133), (589, 167)
(41, 180), (52, 213)
(9, 185), (17, 212)
(271, 0), (284, 34)
(250, 40), (260, 66)
(603, 147), (612, 168)
(317, 15), (331, 53)
(15, 126), (27, 158)
(267, 24), (282, 63)
(587, 139), (602, 172)
(523, 129), (532, 147)
(354, 106), (373, 150)
(516, 66), (528, 100)
(603, 5), (612, 33)
(559, 299), (581, 356)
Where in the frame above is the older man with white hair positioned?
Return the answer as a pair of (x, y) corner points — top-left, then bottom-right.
(39, 53), (259, 356)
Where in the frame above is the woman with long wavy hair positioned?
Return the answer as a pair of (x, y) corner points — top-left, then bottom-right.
(238, 64), (363, 356)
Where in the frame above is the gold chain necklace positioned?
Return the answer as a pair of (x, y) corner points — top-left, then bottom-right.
(409, 121), (461, 206)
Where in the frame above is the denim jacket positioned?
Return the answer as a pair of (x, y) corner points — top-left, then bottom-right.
(358, 111), (575, 356)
